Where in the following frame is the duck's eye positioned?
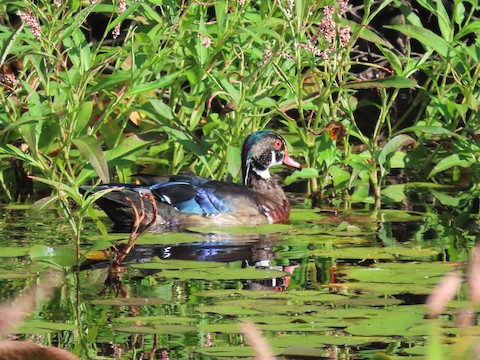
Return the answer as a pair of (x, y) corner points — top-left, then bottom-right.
(273, 139), (283, 150)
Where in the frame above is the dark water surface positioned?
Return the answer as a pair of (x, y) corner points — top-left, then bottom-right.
(0, 204), (476, 359)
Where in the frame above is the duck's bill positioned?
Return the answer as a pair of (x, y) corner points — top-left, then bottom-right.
(283, 149), (301, 168)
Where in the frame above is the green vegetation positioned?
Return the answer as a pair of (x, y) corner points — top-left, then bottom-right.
(1, 0), (478, 209)
(1, 0), (480, 358)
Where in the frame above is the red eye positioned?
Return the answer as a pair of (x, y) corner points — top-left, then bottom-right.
(273, 139), (283, 150)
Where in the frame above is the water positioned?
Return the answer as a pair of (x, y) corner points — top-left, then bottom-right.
(0, 203), (476, 359)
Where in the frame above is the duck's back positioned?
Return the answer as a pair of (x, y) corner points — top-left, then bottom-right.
(82, 174), (269, 230)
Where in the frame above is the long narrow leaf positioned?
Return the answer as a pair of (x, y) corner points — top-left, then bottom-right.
(385, 24), (450, 57)
(345, 75), (417, 89)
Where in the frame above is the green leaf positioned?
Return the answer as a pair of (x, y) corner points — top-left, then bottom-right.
(377, 45), (402, 75)
(381, 184), (406, 203)
(344, 75), (417, 89)
(342, 19), (393, 48)
(72, 135), (110, 183)
(428, 154), (475, 178)
(284, 167), (318, 185)
(29, 177), (80, 202)
(385, 24), (450, 57)
(396, 125), (459, 138)
(30, 245), (77, 268)
(105, 2), (141, 33)
(377, 134), (416, 177)
(149, 98), (174, 121)
(128, 71), (182, 95)
(0, 144), (44, 169)
(227, 145), (241, 178)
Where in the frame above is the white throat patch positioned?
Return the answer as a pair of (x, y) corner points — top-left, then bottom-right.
(252, 150), (283, 180)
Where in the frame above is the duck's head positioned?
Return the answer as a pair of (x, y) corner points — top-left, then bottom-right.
(241, 130), (301, 185)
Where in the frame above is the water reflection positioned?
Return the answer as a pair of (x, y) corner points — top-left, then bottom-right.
(0, 205), (478, 359)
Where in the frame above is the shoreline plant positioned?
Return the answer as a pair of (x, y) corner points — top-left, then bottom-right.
(0, 0), (478, 212)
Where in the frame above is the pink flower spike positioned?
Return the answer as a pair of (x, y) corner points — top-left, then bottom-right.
(426, 271), (462, 318)
(17, 9), (42, 40)
(337, 0), (349, 17)
(340, 26), (351, 46)
(468, 243), (480, 304)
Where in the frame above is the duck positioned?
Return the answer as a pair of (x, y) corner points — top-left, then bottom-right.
(81, 130), (301, 230)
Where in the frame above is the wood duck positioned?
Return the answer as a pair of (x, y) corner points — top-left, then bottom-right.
(82, 131), (301, 230)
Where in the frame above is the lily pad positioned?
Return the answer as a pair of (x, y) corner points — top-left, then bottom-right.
(196, 299), (330, 316)
(193, 289), (346, 302)
(91, 298), (167, 306)
(344, 282), (436, 295)
(126, 231), (205, 245)
(282, 233), (372, 246)
(187, 223), (293, 235)
(195, 305), (262, 316)
(114, 315), (196, 324)
(329, 297), (404, 306)
(269, 334), (383, 347)
(343, 262), (451, 284)
(114, 324), (197, 334)
(312, 246), (440, 260)
(194, 345), (282, 358)
(345, 309), (425, 336)
(132, 259), (225, 270)
(289, 208), (325, 222)
(154, 267), (287, 280)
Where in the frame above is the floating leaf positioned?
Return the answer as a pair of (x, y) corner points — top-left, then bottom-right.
(132, 259), (225, 270)
(344, 262), (451, 285)
(114, 315), (195, 325)
(195, 346), (281, 358)
(269, 334), (383, 347)
(154, 267), (287, 281)
(114, 324), (197, 334)
(126, 232), (205, 245)
(91, 298), (167, 306)
(311, 246), (439, 260)
(345, 310), (426, 336)
(187, 224), (293, 235)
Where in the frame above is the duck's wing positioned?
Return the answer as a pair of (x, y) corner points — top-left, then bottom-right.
(149, 177), (263, 215)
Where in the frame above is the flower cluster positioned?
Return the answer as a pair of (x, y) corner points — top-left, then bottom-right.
(337, 0), (349, 17)
(263, 49), (296, 64)
(318, 5), (335, 41)
(201, 35), (212, 48)
(112, 0), (127, 40)
(285, 0), (295, 19)
(16, 9), (42, 40)
(340, 25), (350, 47)
(298, 0), (351, 61)
(0, 73), (21, 89)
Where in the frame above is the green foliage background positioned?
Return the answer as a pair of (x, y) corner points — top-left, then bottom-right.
(0, 0), (479, 209)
